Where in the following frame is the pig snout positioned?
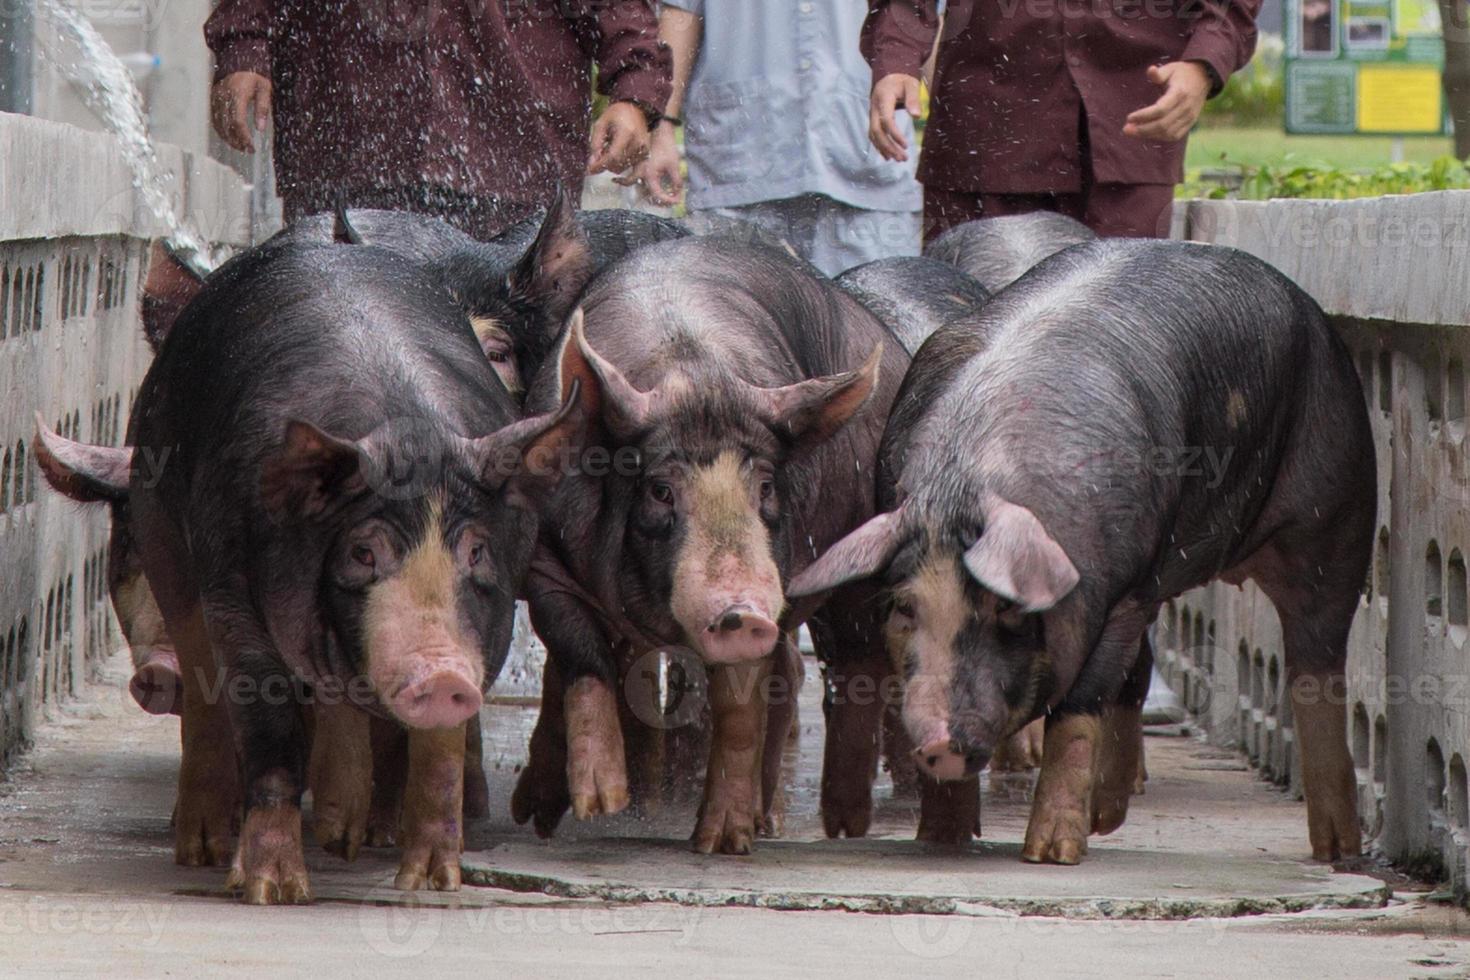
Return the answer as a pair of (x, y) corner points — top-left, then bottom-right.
(699, 601), (781, 664)
(386, 662), (483, 729)
(128, 647), (183, 716)
(912, 732), (989, 781)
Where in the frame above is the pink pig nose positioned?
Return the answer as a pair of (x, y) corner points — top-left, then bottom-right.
(913, 737), (978, 782)
(698, 604), (780, 664)
(389, 670), (483, 729)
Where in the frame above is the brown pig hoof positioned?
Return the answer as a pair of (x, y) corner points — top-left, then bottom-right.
(174, 800), (238, 868)
(1020, 815), (1089, 865)
(228, 804), (312, 904)
(820, 803), (872, 840)
(395, 850), (463, 892)
(1309, 819), (1363, 863)
(227, 870), (313, 906)
(990, 720), (1045, 773)
(566, 677), (630, 822)
(691, 802), (757, 855)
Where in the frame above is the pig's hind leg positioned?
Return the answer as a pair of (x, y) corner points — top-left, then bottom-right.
(1241, 530), (1367, 863)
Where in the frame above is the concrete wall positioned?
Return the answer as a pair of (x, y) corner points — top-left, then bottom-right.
(1162, 192), (1470, 895)
(0, 111), (250, 767)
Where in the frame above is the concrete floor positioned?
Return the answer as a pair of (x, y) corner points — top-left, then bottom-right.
(2, 651), (1469, 978)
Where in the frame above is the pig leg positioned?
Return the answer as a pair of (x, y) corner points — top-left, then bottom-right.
(811, 600), (888, 839)
(1091, 635), (1154, 836)
(567, 675), (630, 819)
(368, 716), (407, 847)
(307, 700), (372, 860)
(692, 658), (771, 855)
(916, 773), (981, 845)
(171, 603), (241, 867)
(509, 659), (573, 835)
(463, 714), (490, 820)
(512, 592), (625, 835)
(1245, 537), (1366, 862)
(757, 634), (800, 837)
(1020, 712), (1100, 865)
(193, 597), (312, 904)
(883, 697), (920, 798)
(989, 719), (1045, 773)
(396, 724), (466, 892)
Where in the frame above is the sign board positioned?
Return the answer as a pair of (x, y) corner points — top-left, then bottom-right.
(1283, 0), (1449, 134)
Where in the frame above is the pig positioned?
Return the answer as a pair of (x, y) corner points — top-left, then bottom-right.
(790, 239), (1373, 864)
(39, 237), (585, 903)
(508, 235), (914, 853)
(291, 190), (689, 398)
(835, 256), (992, 356)
(924, 213), (1095, 293)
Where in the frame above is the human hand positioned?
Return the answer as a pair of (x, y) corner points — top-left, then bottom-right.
(588, 101), (652, 176)
(1123, 62), (1212, 142)
(869, 73), (921, 162)
(211, 71), (272, 153)
(618, 122), (683, 206)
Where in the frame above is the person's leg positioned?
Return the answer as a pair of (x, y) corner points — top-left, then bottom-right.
(1081, 183), (1176, 238)
(806, 197), (921, 276)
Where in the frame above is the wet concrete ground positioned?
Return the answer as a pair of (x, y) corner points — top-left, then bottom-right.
(2, 650), (1469, 977)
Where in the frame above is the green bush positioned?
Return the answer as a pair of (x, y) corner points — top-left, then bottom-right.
(1233, 156), (1470, 198)
(1201, 34), (1284, 126)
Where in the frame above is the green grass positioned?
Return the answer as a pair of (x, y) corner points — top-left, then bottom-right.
(1187, 124), (1454, 170)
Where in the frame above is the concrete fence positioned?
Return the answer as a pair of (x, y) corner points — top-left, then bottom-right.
(0, 111), (250, 767)
(1161, 191), (1470, 895)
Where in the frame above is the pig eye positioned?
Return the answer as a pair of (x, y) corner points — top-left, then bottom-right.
(351, 545), (376, 568)
(650, 481), (675, 505)
(892, 597), (916, 620)
(468, 543), (487, 566)
(485, 349), (509, 363)
(758, 479), (774, 501)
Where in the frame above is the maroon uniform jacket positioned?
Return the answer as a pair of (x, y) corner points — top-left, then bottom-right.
(862, 0), (1259, 193)
(206, 0), (670, 216)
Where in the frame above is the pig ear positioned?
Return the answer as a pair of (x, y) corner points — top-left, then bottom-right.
(259, 420), (366, 519)
(762, 345), (883, 452)
(31, 413), (132, 502)
(467, 378), (589, 508)
(559, 308), (657, 441)
(962, 500), (1079, 612)
(508, 185), (594, 331)
(787, 509), (906, 598)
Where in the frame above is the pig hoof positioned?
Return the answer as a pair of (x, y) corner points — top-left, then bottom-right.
(820, 804), (872, 839)
(229, 805), (312, 904)
(313, 792), (370, 862)
(230, 872), (313, 906)
(366, 810), (399, 848)
(691, 805), (757, 856)
(571, 785), (630, 820)
(510, 766), (570, 839)
(174, 807), (237, 868)
(1020, 822), (1088, 865)
(990, 720), (1045, 773)
(395, 851), (462, 892)
(1309, 815), (1363, 863)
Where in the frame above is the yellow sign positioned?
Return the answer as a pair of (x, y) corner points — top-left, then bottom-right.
(1356, 65), (1443, 132)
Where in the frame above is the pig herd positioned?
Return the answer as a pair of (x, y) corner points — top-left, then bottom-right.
(33, 196), (1375, 905)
